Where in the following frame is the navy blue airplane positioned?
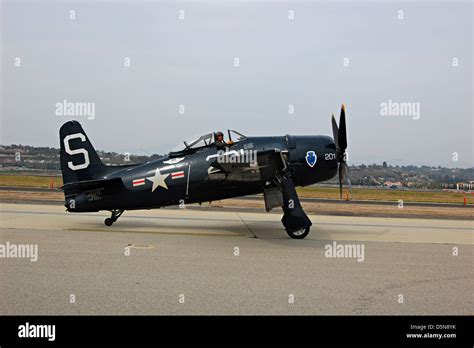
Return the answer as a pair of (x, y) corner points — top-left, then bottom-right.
(60, 105), (351, 239)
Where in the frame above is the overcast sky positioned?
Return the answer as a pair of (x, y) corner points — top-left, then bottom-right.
(1, 0), (472, 167)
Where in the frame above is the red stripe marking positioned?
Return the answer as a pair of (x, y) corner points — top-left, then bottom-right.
(171, 171), (185, 178)
(133, 178), (145, 186)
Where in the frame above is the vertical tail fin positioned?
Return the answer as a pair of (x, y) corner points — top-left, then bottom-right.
(59, 121), (105, 185)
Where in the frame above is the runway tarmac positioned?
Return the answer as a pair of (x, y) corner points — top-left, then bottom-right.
(0, 202), (472, 315)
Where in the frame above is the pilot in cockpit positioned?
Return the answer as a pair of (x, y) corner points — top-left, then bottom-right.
(215, 131), (234, 150)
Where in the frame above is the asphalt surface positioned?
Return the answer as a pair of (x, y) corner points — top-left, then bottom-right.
(0, 202), (472, 315)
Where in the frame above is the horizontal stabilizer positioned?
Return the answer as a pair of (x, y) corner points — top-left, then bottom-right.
(61, 177), (124, 194)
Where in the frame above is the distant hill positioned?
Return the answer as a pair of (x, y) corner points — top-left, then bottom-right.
(0, 144), (163, 171)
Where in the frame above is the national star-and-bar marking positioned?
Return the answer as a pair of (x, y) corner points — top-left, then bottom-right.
(146, 168), (170, 192)
(132, 169), (185, 191)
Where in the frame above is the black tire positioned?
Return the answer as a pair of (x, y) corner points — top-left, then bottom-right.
(104, 218), (114, 226)
(286, 226), (310, 239)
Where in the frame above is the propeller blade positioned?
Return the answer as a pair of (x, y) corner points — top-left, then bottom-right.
(342, 162), (353, 200)
(332, 104), (351, 200)
(338, 163), (343, 199)
(331, 114), (339, 149)
(338, 104), (347, 152)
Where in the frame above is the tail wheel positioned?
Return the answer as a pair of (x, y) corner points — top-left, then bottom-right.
(286, 226), (310, 239)
(104, 209), (124, 226)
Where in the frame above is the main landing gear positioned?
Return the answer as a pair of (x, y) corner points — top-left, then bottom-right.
(279, 174), (312, 239)
(104, 209), (124, 226)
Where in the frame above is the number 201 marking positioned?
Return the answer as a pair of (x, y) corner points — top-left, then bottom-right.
(325, 153), (336, 160)
(63, 133), (90, 170)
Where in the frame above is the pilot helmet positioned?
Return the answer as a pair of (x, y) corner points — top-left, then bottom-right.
(215, 131), (224, 140)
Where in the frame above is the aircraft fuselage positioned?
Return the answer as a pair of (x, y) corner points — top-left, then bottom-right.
(66, 135), (338, 212)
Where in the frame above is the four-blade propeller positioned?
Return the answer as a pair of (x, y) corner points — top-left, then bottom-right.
(331, 105), (352, 200)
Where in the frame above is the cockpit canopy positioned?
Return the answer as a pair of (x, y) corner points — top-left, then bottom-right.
(170, 130), (247, 154)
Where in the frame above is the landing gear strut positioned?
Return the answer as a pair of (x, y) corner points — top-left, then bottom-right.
(104, 209), (124, 226)
(280, 174), (312, 239)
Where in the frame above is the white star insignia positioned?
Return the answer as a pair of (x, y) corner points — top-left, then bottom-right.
(146, 168), (169, 192)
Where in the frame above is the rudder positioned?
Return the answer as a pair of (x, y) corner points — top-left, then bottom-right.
(59, 121), (105, 185)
